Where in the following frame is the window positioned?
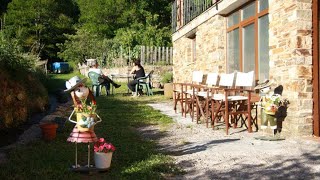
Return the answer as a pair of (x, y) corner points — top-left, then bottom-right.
(258, 14), (269, 81)
(227, 11), (239, 28)
(227, 29), (240, 72)
(192, 36), (196, 62)
(242, 3), (255, 20)
(226, 0), (269, 81)
(186, 30), (197, 62)
(243, 23), (255, 72)
(259, 0), (269, 12)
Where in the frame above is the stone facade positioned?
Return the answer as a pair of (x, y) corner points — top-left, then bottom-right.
(172, 0), (314, 136)
(173, 15), (226, 83)
(269, 0), (313, 136)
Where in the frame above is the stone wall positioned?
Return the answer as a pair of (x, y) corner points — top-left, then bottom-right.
(269, 0), (313, 136)
(173, 15), (226, 83)
(172, 0), (314, 136)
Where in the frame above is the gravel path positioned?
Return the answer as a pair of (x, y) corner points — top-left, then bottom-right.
(144, 101), (320, 179)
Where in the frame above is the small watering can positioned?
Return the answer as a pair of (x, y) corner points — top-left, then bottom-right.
(68, 109), (102, 132)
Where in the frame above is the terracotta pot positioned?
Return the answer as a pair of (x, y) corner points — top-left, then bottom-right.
(94, 152), (113, 169)
(40, 123), (58, 141)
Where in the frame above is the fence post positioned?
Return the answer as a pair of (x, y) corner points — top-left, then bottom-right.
(129, 47), (131, 63)
(162, 47), (165, 64)
(146, 46), (149, 64)
(153, 46), (156, 65)
(140, 45), (145, 64)
(154, 46), (157, 65)
(170, 47), (173, 65)
(157, 47), (160, 64)
(166, 47), (169, 65)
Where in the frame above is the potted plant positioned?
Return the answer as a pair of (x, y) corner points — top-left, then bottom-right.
(93, 138), (116, 169)
(161, 72), (173, 98)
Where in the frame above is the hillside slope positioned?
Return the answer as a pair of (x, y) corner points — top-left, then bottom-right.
(0, 68), (48, 128)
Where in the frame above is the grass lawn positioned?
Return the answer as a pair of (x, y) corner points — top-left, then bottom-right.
(0, 73), (182, 179)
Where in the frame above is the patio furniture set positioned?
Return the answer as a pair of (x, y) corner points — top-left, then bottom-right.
(88, 72), (154, 97)
(173, 71), (259, 135)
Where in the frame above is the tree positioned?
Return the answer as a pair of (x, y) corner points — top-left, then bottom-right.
(0, 0), (11, 17)
(59, 0), (172, 66)
(4, 0), (79, 61)
(76, 0), (126, 38)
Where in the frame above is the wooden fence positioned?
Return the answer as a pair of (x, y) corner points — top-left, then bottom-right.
(97, 45), (173, 68)
(140, 46), (173, 65)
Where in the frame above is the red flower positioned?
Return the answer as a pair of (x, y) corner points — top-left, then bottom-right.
(94, 138), (116, 153)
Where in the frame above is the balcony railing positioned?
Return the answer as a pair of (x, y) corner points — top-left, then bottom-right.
(172, 0), (221, 33)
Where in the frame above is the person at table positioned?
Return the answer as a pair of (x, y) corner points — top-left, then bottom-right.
(88, 62), (121, 95)
(127, 59), (145, 96)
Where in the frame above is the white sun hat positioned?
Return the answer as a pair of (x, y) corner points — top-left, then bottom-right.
(64, 76), (87, 92)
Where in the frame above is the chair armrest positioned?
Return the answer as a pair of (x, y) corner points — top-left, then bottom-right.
(224, 88), (254, 92)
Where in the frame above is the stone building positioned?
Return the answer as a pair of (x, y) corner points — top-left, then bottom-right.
(171, 0), (320, 137)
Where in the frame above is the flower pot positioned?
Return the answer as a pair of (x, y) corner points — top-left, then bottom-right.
(164, 83), (173, 98)
(40, 123), (58, 141)
(76, 113), (96, 132)
(94, 152), (113, 169)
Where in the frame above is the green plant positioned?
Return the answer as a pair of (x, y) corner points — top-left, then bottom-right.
(94, 138), (116, 153)
(161, 72), (173, 83)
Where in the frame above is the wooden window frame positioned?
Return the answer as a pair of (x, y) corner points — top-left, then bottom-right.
(226, 0), (268, 80)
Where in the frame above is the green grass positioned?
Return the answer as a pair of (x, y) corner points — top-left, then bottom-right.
(0, 72), (182, 179)
(44, 72), (81, 93)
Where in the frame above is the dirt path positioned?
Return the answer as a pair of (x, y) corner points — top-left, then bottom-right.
(144, 101), (320, 179)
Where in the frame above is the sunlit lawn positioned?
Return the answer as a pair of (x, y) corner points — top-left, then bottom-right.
(0, 73), (182, 179)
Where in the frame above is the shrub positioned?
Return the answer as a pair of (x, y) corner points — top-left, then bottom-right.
(0, 33), (39, 74)
(0, 33), (48, 128)
(161, 72), (173, 83)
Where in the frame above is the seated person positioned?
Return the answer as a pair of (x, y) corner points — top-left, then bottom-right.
(127, 59), (145, 96)
(88, 62), (121, 95)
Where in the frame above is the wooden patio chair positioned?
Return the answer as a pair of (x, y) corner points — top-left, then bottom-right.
(183, 71), (204, 119)
(192, 73), (219, 127)
(209, 72), (236, 131)
(235, 93), (260, 132)
(173, 71), (204, 117)
(173, 82), (185, 116)
(211, 71), (255, 135)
